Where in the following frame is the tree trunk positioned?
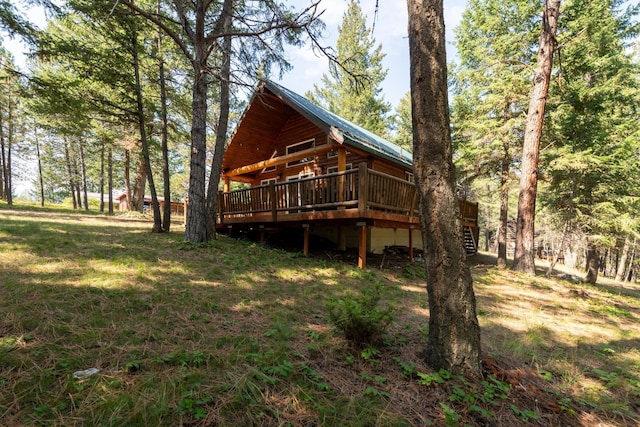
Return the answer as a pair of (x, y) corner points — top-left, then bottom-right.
(483, 186), (491, 252)
(131, 154), (147, 212)
(615, 235), (630, 282)
(0, 114), (4, 200)
(184, 40), (211, 242)
(206, 7), (233, 238)
(100, 138), (105, 212)
(624, 240), (635, 284)
(546, 220), (569, 277)
(157, 16), (172, 232)
(35, 124), (45, 207)
(512, 0), (561, 275)
(132, 29), (163, 233)
(79, 142), (89, 211)
(124, 148), (132, 210)
(407, 0), (481, 377)
(64, 139), (77, 209)
(585, 240), (600, 284)
(108, 144), (114, 214)
(71, 145), (82, 210)
(497, 160), (509, 267)
(5, 99), (13, 205)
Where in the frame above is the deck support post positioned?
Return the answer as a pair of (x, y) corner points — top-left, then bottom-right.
(409, 227), (414, 263)
(259, 225), (265, 243)
(357, 222), (367, 269)
(302, 224), (310, 256)
(338, 228), (346, 251)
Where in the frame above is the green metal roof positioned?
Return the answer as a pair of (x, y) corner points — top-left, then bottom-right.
(265, 80), (413, 169)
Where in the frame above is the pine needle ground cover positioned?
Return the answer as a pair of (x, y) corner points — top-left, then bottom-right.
(1, 205), (639, 426)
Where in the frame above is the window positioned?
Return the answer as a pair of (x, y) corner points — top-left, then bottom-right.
(260, 178), (277, 185)
(327, 149), (350, 159)
(262, 151), (277, 173)
(406, 172), (415, 183)
(327, 163), (352, 174)
(286, 139), (315, 167)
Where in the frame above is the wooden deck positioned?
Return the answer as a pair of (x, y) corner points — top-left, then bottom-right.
(215, 163), (479, 267)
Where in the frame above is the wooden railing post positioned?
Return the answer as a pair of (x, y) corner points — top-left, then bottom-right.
(270, 181), (277, 222)
(410, 190), (417, 217)
(358, 162), (368, 215)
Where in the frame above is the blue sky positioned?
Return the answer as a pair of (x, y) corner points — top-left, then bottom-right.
(278, 0), (468, 109)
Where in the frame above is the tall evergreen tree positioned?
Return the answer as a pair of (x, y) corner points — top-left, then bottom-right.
(512, 0), (561, 275)
(307, 0), (390, 136)
(392, 91), (412, 152)
(542, 0), (640, 283)
(451, 0), (540, 267)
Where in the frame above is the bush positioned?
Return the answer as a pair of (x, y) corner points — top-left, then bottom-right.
(325, 282), (394, 345)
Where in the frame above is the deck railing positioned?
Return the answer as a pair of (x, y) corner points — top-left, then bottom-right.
(218, 163), (421, 223)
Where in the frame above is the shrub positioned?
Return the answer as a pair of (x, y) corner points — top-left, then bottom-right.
(325, 282), (394, 345)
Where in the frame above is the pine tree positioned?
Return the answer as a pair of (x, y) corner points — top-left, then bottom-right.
(542, 0), (640, 283)
(451, 0), (540, 267)
(392, 92), (412, 152)
(307, 0), (390, 136)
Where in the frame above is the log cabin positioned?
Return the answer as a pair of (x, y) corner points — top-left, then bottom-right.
(216, 80), (478, 268)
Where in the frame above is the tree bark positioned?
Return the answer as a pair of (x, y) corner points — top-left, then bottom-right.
(132, 28), (163, 233)
(108, 144), (114, 214)
(0, 114), (4, 200)
(585, 239), (600, 284)
(5, 99), (13, 205)
(206, 5), (233, 238)
(100, 138), (105, 212)
(157, 12), (172, 232)
(497, 159), (509, 267)
(483, 186), (491, 252)
(79, 141), (89, 211)
(124, 148), (132, 210)
(183, 0), (213, 243)
(407, 0), (481, 377)
(35, 124), (45, 207)
(512, 0), (561, 275)
(624, 239), (635, 284)
(131, 153), (147, 212)
(615, 235), (630, 283)
(64, 139), (77, 210)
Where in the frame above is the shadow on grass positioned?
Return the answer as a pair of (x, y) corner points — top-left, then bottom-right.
(1, 207), (639, 426)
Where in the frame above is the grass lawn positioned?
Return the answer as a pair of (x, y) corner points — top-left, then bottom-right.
(1, 204), (639, 426)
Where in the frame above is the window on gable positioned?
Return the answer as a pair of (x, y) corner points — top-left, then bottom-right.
(286, 139), (315, 167)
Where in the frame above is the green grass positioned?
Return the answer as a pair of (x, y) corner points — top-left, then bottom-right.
(1, 203), (640, 426)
